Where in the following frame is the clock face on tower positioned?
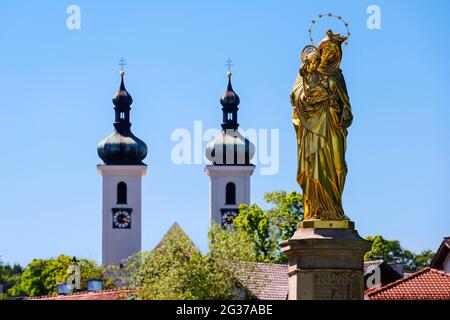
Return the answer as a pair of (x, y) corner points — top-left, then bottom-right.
(220, 208), (239, 226)
(112, 208), (132, 229)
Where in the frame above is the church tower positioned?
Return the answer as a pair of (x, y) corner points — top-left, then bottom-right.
(97, 71), (148, 266)
(205, 72), (255, 227)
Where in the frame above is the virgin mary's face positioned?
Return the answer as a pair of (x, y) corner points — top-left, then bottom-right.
(319, 41), (340, 65)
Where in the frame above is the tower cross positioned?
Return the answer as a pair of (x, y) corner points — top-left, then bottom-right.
(118, 57), (127, 71)
(225, 58), (233, 72)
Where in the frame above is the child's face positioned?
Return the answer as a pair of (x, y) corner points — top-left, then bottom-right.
(307, 57), (319, 72)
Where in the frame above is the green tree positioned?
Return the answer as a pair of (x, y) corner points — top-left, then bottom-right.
(364, 235), (434, 272)
(410, 250), (435, 271)
(0, 259), (23, 297)
(122, 224), (256, 300)
(8, 259), (48, 297)
(234, 191), (303, 262)
(8, 255), (105, 297)
(364, 235), (404, 262)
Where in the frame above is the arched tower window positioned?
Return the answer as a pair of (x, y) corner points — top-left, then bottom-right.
(225, 182), (236, 205)
(117, 182), (127, 204)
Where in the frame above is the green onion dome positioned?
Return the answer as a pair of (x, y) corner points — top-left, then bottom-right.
(205, 72), (255, 165)
(97, 72), (147, 165)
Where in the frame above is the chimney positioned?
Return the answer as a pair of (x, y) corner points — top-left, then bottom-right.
(87, 279), (103, 292)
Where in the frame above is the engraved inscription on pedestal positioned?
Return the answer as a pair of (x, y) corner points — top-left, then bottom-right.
(293, 270), (364, 300)
(313, 272), (360, 300)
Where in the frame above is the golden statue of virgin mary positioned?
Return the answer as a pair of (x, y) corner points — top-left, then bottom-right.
(290, 29), (353, 222)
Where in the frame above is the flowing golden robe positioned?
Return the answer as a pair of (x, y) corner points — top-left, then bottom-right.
(290, 37), (353, 221)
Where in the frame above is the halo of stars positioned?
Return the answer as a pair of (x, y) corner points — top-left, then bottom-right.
(308, 13), (351, 47)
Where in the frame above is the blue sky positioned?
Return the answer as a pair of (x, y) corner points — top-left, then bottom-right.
(0, 0), (449, 265)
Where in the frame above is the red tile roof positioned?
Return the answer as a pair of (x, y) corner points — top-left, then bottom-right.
(24, 288), (137, 300)
(366, 267), (450, 300)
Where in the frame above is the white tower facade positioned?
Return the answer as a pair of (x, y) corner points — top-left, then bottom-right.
(97, 72), (148, 266)
(205, 165), (254, 226)
(97, 165), (146, 266)
(205, 73), (255, 227)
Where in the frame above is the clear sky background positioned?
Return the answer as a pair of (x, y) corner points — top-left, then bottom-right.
(1, 0), (449, 266)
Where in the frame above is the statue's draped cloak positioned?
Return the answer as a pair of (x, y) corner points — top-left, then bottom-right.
(290, 46), (352, 221)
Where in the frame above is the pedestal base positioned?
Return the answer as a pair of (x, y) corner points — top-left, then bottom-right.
(280, 222), (371, 300)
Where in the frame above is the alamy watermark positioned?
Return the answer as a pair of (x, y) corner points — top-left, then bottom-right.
(367, 5), (381, 30)
(365, 265), (382, 290)
(66, 5), (81, 30)
(170, 121), (279, 176)
(66, 263), (81, 290)
(64, 5), (381, 33)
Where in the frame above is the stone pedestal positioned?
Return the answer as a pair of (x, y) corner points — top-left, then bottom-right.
(280, 221), (371, 300)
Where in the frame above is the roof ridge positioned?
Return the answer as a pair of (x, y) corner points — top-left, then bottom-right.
(154, 222), (194, 251)
(428, 267), (450, 277)
(254, 261), (288, 266)
(364, 260), (384, 264)
(24, 287), (136, 300)
(367, 267), (432, 297)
